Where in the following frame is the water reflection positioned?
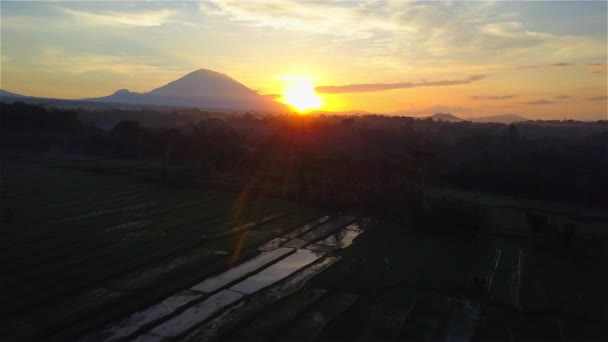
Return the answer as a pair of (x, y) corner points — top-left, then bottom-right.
(230, 249), (327, 294)
(192, 247), (293, 293)
(307, 223), (364, 251)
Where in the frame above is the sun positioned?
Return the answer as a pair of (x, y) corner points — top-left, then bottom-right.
(280, 76), (323, 112)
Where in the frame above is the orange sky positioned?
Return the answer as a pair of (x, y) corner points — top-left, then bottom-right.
(1, 1), (606, 120)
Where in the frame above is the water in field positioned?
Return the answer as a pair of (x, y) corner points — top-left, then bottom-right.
(283, 216), (331, 239)
(230, 249), (327, 294)
(191, 247), (293, 293)
(184, 256), (341, 342)
(297, 216), (356, 242)
(308, 222), (364, 251)
(258, 237), (289, 251)
(228, 288), (328, 341)
(144, 290), (244, 339)
(89, 290), (204, 341)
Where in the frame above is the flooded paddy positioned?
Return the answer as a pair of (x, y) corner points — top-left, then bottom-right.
(191, 247), (293, 294)
(185, 255), (341, 342)
(143, 290), (244, 339)
(3, 160), (606, 341)
(230, 249), (326, 294)
(86, 290), (204, 341)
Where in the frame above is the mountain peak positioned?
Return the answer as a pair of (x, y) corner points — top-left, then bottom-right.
(113, 89), (135, 95)
(147, 68), (258, 99)
(470, 114), (528, 123)
(430, 113), (463, 122)
(86, 68), (288, 112)
(0, 89), (26, 98)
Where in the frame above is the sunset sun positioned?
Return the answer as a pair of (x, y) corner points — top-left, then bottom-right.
(280, 76), (323, 112)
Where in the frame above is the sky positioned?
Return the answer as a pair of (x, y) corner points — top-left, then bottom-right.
(1, 0), (607, 119)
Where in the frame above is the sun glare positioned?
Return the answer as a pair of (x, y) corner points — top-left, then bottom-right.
(280, 76), (323, 112)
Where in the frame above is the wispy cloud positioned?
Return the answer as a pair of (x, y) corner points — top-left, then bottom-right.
(519, 99), (554, 105)
(193, 0), (608, 84)
(37, 47), (183, 78)
(554, 95), (571, 99)
(199, 0), (395, 39)
(62, 8), (176, 27)
(470, 94), (517, 100)
(549, 62), (574, 67)
(316, 75), (487, 94)
(476, 21), (552, 51)
(586, 95), (608, 101)
(584, 63), (606, 74)
(514, 65), (540, 70)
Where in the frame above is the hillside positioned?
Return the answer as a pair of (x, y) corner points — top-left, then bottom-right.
(86, 69), (289, 112)
(470, 114), (528, 124)
(430, 113), (463, 122)
(0, 89), (26, 98)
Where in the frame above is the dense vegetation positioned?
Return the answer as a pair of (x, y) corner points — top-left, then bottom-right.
(3, 101), (606, 214)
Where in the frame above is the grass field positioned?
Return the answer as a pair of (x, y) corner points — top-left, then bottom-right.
(1, 159), (606, 341)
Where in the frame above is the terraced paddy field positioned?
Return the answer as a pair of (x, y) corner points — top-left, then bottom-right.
(2, 160), (607, 341)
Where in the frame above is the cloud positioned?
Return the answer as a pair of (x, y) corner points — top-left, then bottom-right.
(199, 0), (396, 39)
(514, 65), (540, 70)
(36, 47), (183, 79)
(518, 99), (554, 105)
(554, 95), (571, 99)
(62, 8), (176, 27)
(586, 96), (608, 101)
(549, 62), (574, 67)
(470, 94), (517, 100)
(198, 0), (606, 74)
(584, 63), (607, 74)
(316, 75), (487, 94)
(476, 21), (552, 51)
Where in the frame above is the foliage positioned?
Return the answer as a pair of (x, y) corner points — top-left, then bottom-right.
(3, 102), (607, 213)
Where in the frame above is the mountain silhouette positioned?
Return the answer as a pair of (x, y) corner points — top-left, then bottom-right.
(430, 113), (463, 122)
(0, 89), (27, 98)
(470, 114), (528, 123)
(86, 69), (289, 112)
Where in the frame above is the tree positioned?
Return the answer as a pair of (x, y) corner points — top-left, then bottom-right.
(508, 123), (518, 139)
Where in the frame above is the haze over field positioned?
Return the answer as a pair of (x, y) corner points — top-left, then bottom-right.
(1, 1), (607, 119)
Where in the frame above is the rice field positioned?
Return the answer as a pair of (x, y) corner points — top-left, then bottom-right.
(0, 161), (322, 340)
(1, 160), (606, 341)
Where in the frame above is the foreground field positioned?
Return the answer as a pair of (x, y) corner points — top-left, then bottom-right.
(0, 161), (321, 340)
(1, 160), (606, 341)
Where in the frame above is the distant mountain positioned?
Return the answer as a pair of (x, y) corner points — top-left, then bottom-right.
(0, 89), (27, 98)
(470, 114), (528, 123)
(86, 69), (289, 112)
(312, 109), (375, 115)
(430, 113), (463, 122)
